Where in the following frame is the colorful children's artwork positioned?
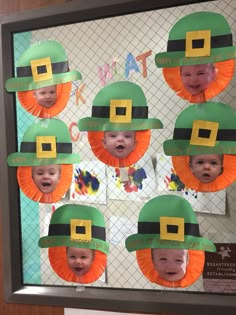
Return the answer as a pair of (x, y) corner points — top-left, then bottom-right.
(156, 153), (226, 215)
(107, 153), (156, 201)
(70, 160), (107, 204)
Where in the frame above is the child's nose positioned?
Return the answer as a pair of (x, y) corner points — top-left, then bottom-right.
(117, 135), (124, 141)
(75, 258), (82, 265)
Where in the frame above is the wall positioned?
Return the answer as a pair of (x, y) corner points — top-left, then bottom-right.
(0, 1), (67, 315)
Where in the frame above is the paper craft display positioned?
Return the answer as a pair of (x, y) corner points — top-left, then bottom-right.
(78, 81), (163, 167)
(70, 161), (107, 205)
(155, 12), (236, 103)
(125, 195), (216, 288)
(163, 101), (236, 192)
(107, 153), (156, 201)
(38, 204), (109, 284)
(5, 40), (82, 118)
(7, 118), (80, 203)
(156, 153), (226, 216)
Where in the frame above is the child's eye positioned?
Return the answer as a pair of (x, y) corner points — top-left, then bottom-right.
(183, 73), (190, 77)
(196, 160), (203, 164)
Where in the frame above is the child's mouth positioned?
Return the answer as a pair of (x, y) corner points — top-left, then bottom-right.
(116, 145), (124, 149)
(190, 85), (200, 89)
(42, 183), (51, 187)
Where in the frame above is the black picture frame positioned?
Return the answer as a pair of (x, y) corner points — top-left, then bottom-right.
(0, 0), (235, 314)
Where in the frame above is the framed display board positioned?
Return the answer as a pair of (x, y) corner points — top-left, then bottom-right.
(0, 0), (235, 314)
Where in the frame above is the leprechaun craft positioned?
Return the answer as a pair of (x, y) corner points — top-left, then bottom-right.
(39, 204), (109, 284)
(155, 12), (236, 103)
(125, 195), (216, 288)
(163, 102), (236, 192)
(5, 40), (82, 118)
(78, 81), (163, 168)
(7, 118), (80, 203)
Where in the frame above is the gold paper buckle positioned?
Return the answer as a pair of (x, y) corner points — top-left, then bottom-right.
(160, 217), (184, 241)
(190, 120), (219, 146)
(36, 136), (57, 158)
(185, 30), (211, 57)
(110, 99), (132, 123)
(70, 219), (92, 241)
(31, 57), (53, 82)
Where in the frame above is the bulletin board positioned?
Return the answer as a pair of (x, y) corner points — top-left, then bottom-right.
(0, 0), (235, 314)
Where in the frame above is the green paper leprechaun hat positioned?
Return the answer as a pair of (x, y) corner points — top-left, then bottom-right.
(78, 81), (163, 131)
(125, 195), (216, 252)
(155, 11), (236, 68)
(7, 118), (80, 166)
(163, 101), (236, 156)
(5, 40), (82, 92)
(39, 204), (109, 254)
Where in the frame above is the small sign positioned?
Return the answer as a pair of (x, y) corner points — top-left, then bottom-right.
(203, 243), (236, 293)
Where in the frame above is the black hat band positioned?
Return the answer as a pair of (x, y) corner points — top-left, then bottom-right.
(92, 106), (148, 119)
(167, 34), (232, 52)
(173, 128), (236, 141)
(48, 224), (106, 241)
(138, 221), (200, 237)
(16, 61), (69, 78)
(20, 142), (72, 153)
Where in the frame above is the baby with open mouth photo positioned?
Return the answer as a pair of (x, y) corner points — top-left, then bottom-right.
(102, 130), (136, 159)
(32, 164), (61, 194)
(66, 247), (94, 277)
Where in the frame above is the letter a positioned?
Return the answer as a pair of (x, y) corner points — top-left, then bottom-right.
(125, 53), (140, 79)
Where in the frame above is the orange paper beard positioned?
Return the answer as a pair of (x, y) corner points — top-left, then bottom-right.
(17, 82), (72, 118)
(49, 247), (107, 284)
(172, 154), (236, 192)
(88, 130), (151, 167)
(17, 164), (73, 203)
(136, 248), (205, 288)
(163, 60), (235, 103)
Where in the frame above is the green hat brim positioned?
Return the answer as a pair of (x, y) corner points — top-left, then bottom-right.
(155, 47), (236, 68)
(38, 235), (109, 255)
(163, 140), (236, 156)
(7, 153), (80, 167)
(5, 70), (82, 92)
(125, 233), (216, 252)
(78, 117), (163, 131)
